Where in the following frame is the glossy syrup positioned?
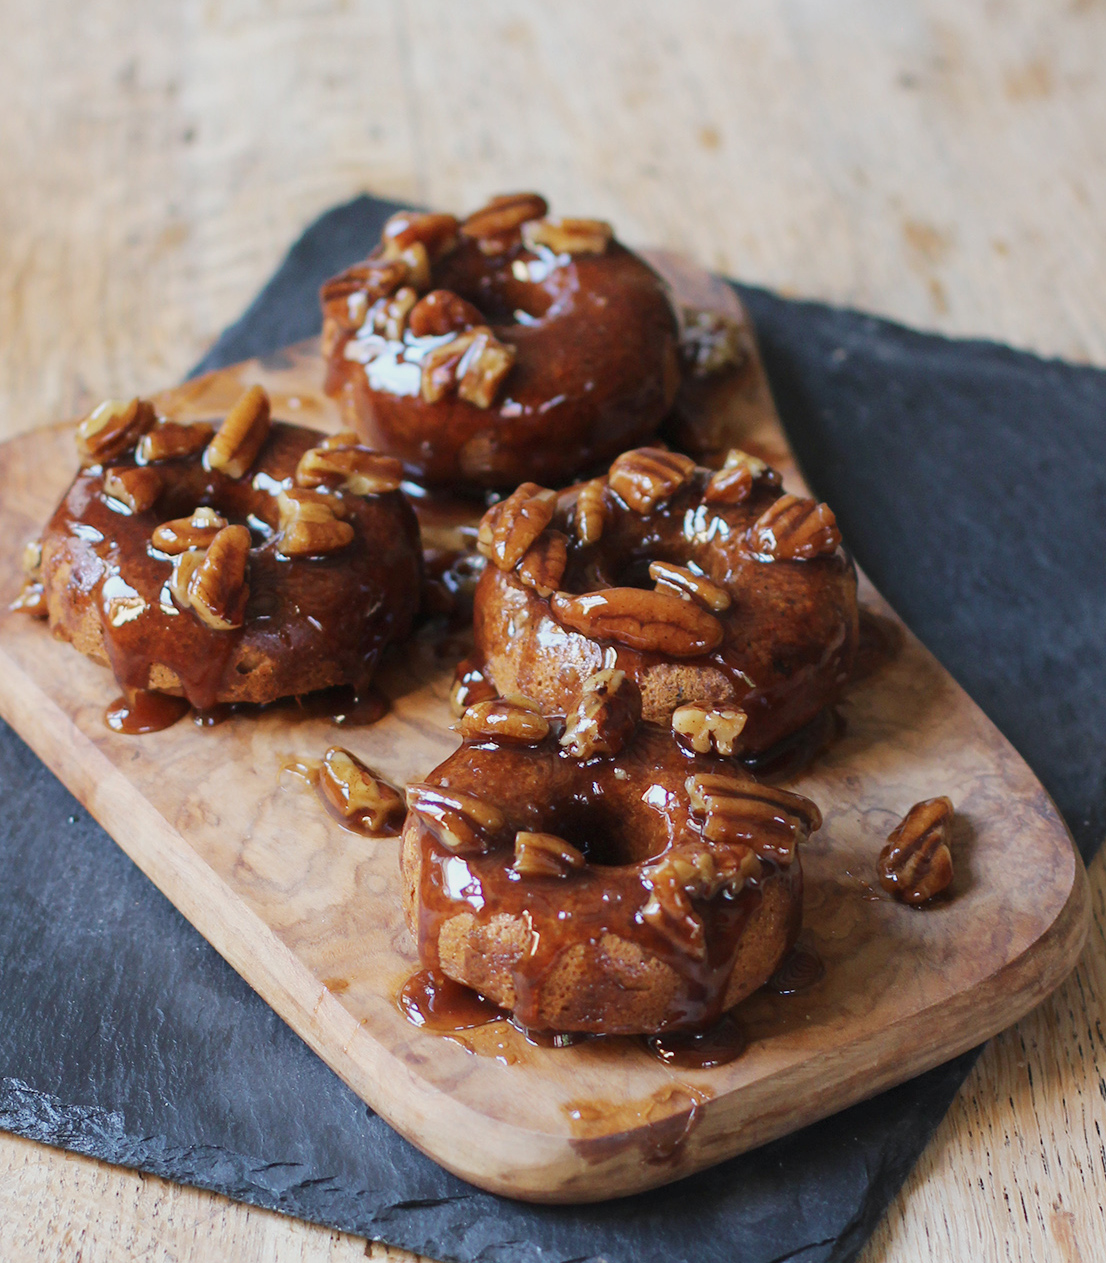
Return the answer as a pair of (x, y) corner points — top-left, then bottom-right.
(398, 968), (507, 1032)
(644, 1012), (747, 1069)
(104, 690), (191, 734)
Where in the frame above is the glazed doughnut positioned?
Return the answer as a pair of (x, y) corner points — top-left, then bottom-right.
(401, 676), (820, 1034)
(472, 446), (858, 756)
(33, 387), (421, 712)
(319, 193), (681, 491)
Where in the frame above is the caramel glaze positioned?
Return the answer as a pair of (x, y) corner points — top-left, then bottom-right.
(645, 1011), (747, 1068)
(323, 236), (681, 491)
(398, 967), (507, 1031)
(39, 422), (422, 714)
(475, 470), (858, 755)
(401, 724), (811, 1035)
(105, 690), (191, 734)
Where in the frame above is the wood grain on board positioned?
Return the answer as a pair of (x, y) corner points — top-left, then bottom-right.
(0, 259), (1088, 1201)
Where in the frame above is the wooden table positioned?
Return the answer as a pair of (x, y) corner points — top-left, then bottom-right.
(1, 2), (1104, 1258)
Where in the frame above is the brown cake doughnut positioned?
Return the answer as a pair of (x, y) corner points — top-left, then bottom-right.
(401, 677), (820, 1035)
(33, 388), (421, 714)
(319, 193), (681, 491)
(471, 446), (859, 757)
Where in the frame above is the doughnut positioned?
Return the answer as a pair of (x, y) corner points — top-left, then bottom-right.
(32, 387), (421, 714)
(472, 446), (859, 757)
(319, 193), (682, 491)
(401, 676), (821, 1034)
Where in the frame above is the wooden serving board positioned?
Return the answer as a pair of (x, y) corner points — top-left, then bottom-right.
(0, 255), (1088, 1203)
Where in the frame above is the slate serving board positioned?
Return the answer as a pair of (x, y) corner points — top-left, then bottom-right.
(2, 194), (1103, 1262)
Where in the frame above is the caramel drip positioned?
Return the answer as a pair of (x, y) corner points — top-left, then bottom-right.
(765, 943), (825, 995)
(644, 1011), (747, 1068)
(398, 968), (506, 1031)
(104, 690), (190, 734)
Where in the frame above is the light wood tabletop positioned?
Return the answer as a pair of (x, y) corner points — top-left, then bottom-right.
(1, 2), (1104, 1259)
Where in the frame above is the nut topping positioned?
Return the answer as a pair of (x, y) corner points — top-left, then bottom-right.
(672, 704), (748, 757)
(450, 658), (498, 717)
(408, 289), (484, 339)
(380, 210), (460, 263)
(573, 478), (607, 545)
(420, 326), (516, 408)
(649, 560), (731, 612)
(103, 466), (163, 514)
(521, 217), (613, 255)
(749, 494), (841, 561)
(187, 525), (250, 630)
(277, 489), (355, 557)
(295, 445), (403, 496)
(641, 842), (763, 958)
(877, 797), (955, 905)
(517, 529), (568, 597)
(12, 540), (46, 617)
(550, 587), (724, 657)
(461, 193), (548, 252)
(204, 385), (271, 480)
(608, 448), (697, 513)
(168, 548), (205, 609)
(513, 831), (586, 878)
(76, 398), (157, 465)
(22, 539), (42, 577)
(137, 420), (215, 464)
(320, 258), (408, 310)
(704, 448), (781, 505)
(560, 669), (642, 760)
(476, 482), (557, 570)
(151, 507), (229, 555)
(373, 285), (419, 341)
(318, 747), (405, 834)
(680, 309), (746, 377)
(460, 697), (550, 745)
(406, 782), (506, 854)
(686, 774), (820, 865)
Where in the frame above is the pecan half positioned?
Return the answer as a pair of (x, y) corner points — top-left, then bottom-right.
(168, 548), (205, 609)
(76, 398), (157, 465)
(318, 747), (405, 833)
(878, 797), (955, 905)
(573, 478), (607, 545)
(381, 210), (460, 263)
(321, 258), (409, 311)
(408, 289), (484, 339)
(476, 482), (556, 570)
(406, 783), (506, 854)
(461, 193), (548, 252)
(295, 445), (403, 496)
(13, 539), (46, 617)
(550, 587), (724, 657)
(521, 217), (612, 255)
(513, 831), (586, 878)
(608, 448), (697, 513)
(187, 524), (250, 630)
(686, 774), (820, 865)
(672, 704), (747, 757)
(449, 658), (498, 717)
(649, 560), (731, 612)
(151, 507), (229, 555)
(420, 326), (516, 408)
(704, 448), (781, 505)
(103, 465), (163, 514)
(277, 489), (355, 557)
(560, 669), (642, 760)
(749, 494), (841, 561)
(517, 529), (568, 597)
(204, 385), (271, 479)
(370, 285), (419, 341)
(641, 841), (763, 958)
(680, 309), (746, 377)
(460, 696), (549, 745)
(137, 420), (215, 464)
(11, 581), (47, 618)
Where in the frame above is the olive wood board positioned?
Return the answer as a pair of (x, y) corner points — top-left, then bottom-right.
(0, 254), (1089, 1203)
